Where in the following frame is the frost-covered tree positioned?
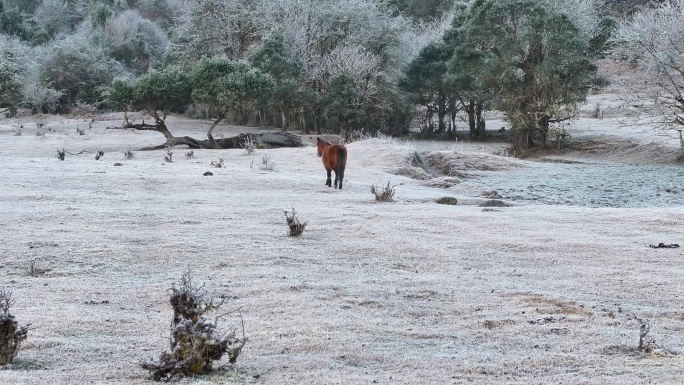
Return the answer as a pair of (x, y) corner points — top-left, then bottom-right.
(0, 2), (48, 44)
(249, 30), (303, 130)
(135, 0), (190, 31)
(33, 0), (72, 38)
(0, 51), (22, 116)
(614, 0), (684, 144)
(104, 10), (169, 74)
(459, 0), (607, 152)
(379, 0), (454, 23)
(169, 0), (266, 64)
(39, 31), (124, 109)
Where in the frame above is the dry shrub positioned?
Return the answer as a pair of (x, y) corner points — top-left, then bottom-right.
(260, 155), (274, 171)
(371, 181), (397, 202)
(185, 151), (194, 159)
(284, 208), (306, 236)
(124, 150), (134, 160)
(95, 150), (104, 160)
(141, 270), (246, 381)
(56, 148), (66, 161)
(0, 289), (29, 365)
(71, 102), (98, 118)
(164, 149), (173, 163)
(242, 136), (255, 155)
(210, 158), (225, 168)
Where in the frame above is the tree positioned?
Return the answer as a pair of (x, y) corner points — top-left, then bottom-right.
(0, 4), (49, 45)
(324, 75), (366, 141)
(379, 0), (455, 23)
(192, 57), (275, 148)
(103, 10), (169, 74)
(0, 51), (21, 117)
(400, 42), (455, 135)
(249, 30), (303, 130)
(114, 65), (196, 148)
(614, 0), (684, 154)
(111, 64), (296, 150)
(461, 0), (606, 153)
(169, 0), (266, 65)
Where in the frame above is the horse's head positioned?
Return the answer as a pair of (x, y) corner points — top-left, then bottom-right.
(316, 137), (328, 157)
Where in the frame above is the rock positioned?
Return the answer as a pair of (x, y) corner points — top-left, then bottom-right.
(435, 197), (458, 205)
(203, 171), (213, 176)
(113, 163), (123, 166)
(479, 199), (512, 207)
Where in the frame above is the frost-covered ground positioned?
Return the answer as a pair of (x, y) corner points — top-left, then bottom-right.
(0, 108), (682, 384)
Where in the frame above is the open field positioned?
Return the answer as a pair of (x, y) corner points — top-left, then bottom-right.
(0, 107), (683, 384)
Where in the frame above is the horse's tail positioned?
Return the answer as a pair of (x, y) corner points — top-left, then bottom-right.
(337, 146), (347, 182)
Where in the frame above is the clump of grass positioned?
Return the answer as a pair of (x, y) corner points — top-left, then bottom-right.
(260, 154), (274, 171)
(140, 269), (246, 381)
(210, 158), (225, 168)
(185, 150), (194, 159)
(12, 127), (22, 136)
(284, 208), (307, 236)
(76, 126), (86, 136)
(124, 149), (134, 160)
(95, 150), (104, 160)
(164, 149), (173, 163)
(0, 288), (30, 365)
(371, 181), (397, 202)
(56, 149), (66, 161)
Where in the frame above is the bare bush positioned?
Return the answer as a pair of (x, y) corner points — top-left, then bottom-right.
(210, 158), (225, 168)
(242, 136), (255, 155)
(185, 150), (194, 159)
(95, 150), (104, 160)
(140, 270), (246, 381)
(0, 288), (29, 365)
(124, 150), (135, 159)
(284, 208), (307, 236)
(371, 181), (397, 202)
(71, 102), (99, 118)
(260, 155), (274, 171)
(56, 149), (66, 161)
(164, 149), (173, 163)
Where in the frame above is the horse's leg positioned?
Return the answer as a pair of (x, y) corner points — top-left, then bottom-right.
(338, 168), (344, 189)
(326, 169), (332, 187)
(333, 170), (339, 189)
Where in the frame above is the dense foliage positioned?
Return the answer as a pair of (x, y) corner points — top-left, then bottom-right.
(0, 0), (676, 151)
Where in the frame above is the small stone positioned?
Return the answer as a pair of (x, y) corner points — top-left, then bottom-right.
(203, 171), (213, 176)
(113, 163), (123, 166)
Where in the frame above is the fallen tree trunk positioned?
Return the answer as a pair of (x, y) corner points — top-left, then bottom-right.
(114, 123), (304, 150)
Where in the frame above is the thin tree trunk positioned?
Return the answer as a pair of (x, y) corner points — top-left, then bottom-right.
(206, 114), (225, 149)
(467, 99), (476, 137)
(281, 110), (288, 131)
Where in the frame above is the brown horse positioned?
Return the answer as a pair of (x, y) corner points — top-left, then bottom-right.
(317, 137), (347, 189)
